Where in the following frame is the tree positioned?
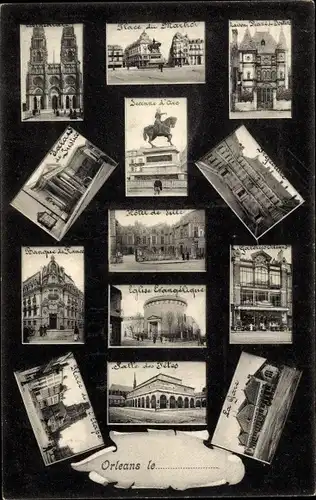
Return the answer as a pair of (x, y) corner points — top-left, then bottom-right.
(166, 311), (175, 337)
(176, 313), (185, 339)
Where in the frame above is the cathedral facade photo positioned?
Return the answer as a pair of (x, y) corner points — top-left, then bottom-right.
(21, 24), (83, 121)
(229, 21), (292, 118)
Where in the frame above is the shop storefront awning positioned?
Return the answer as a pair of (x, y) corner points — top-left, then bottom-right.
(236, 305), (289, 312)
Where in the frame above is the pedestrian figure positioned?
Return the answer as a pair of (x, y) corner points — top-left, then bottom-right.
(39, 325), (43, 337)
(73, 109), (77, 119)
(154, 179), (162, 195)
(182, 252), (185, 260)
(56, 110), (59, 117)
(159, 62), (164, 72)
(23, 326), (30, 343)
(73, 322), (79, 342)
(44, 324), (47, 336)
(186, 252), (190, 260)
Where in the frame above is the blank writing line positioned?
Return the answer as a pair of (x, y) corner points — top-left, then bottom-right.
(155, 467), (220, 470)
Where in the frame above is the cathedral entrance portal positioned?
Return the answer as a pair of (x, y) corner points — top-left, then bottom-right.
(52, 95), (58, 110)
(49, 313), (57, 329)
(257, 87), (273, 110)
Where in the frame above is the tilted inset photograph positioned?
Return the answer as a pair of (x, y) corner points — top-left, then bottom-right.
(14, 353), (104, 466)
(211, 351), (301, 464)
(195, 125), (304, 239)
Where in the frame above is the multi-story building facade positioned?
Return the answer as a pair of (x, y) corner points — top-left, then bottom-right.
(109, 285), (123, 346)
(236, 362), (279, 456)
(198, 131), (301, 237)
(126, 146), (187, 194)
(123, 31), (164, 68)
(112, 210), (205, 260)
(25, 26), (83, 113)
(107, 44), (124, 69)
(231, 248), (292, 333)
(22, 255), (84, 333)
(230, 27), (291, 111)
(120, 373), (206, 410)
(168, 32), (204, 67)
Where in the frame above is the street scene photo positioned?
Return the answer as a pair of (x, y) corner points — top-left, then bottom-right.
(14, 353), (104, 466)
(109, 209), (206, 272)
(109, 284), (206, 347)
(106, 22), (205, 85)
(229, 20), (292, 119)
(195, 125), (304, 240)
(211, 351), (301, 464)
(230, 245), (293, 344)
(22, 246), (84, 344)
(107, 361), (207, 425)
(21, 24), (84, 122)
(125, 98), (187, 197)
(10, 127), (118, 240)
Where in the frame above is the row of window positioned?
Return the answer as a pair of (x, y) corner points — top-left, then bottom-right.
(240, 266), (283, 286)
(240, 290), (282, 306)
(243, 70), (284, 80)
(126, 228), (204, 245)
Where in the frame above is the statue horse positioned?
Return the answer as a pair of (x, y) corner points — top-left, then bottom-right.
(143, 116), (177, 147)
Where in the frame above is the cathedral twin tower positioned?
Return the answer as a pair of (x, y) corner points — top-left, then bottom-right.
(25, 26), (83, 113)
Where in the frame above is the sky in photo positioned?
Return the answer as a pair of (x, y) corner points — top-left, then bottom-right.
(115, 284), (206, 334)
(22, 247), (84, 292)
(108, 361), (206, 392)
(107, 22), (205, 60)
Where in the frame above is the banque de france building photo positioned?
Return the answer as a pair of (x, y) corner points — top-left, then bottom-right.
(22, 255), (84, 336)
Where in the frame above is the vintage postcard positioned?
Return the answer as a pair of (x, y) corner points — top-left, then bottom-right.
(125, 97), (187, 197)
(108, 209), (206, 272)
(14, 352), (104, 466)
(107, 361), (207, 425)
(106, 22), (205, 85)
(211, 352), (301, 464)
(229, 20), (292, 119)
(20, 24), (84, 122)
(10, 127), (118, 241)
(195, 125), (304, 240)
(230, 245), (293, 345)
(22, 246), (84, 344)
(109, 284), (206, 347)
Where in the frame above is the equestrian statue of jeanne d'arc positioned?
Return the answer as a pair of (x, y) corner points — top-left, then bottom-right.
(143, 108), (177, 147)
